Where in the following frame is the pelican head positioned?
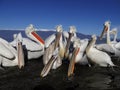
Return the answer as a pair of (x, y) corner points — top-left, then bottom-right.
(25, 24), (35, 35)
(17, 33), (23, 43)
(56, 25), (63, 32)
(92, 34), (97, 40)
(110, 28), (117, 35)
(69, 26), (76, 34)
(25, 24), (36, 40)
(25, 24), (44, 47)
(104, 21), (111, 26)
(64, 26), (77, 59)
(13, 34), (18, 40)
(100, 21), (111, 40)
(54, 25), (63, 49)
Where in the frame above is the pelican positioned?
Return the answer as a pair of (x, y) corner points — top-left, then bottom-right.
(68, 38), (89, 63)
(98, 21), (115, 56)
(11, 24), (45, 60)
(67, 38), (82, 76)
(64, 26), (77, 59)
(25, 24), (45, 58)
(100, 21), (120, 59)
(86, 34), (115, 67)
(41, 25), (65, 77)
(0, 33), (24, 69)
(67, 38), (90, 77)
(10, 24), (44, 60)
(110, 28), (118, 44)
(109, 28), (120, 50)
(43, 25), (65, 65)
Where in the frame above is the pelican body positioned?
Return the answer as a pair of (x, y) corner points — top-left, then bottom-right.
(41, 25), (65, 77)
(86, 35), (115, 67)
(100, 21), (120, 59)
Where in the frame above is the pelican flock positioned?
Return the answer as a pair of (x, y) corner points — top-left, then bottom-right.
(0, 20), (120, 78)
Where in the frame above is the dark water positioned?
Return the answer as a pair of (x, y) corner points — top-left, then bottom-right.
(0, 57), (120, 90)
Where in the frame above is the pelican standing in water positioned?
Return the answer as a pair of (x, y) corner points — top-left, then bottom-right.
(67, 38), (81, 77)
(100, 21), (120, 59)
(109, 28), (120, 50)
(25, 24), (45, 59)
(86, 34), (115, 67)
(64, 26), (77, 59)
(67, 37), (89, 77)
(110, 28), (118, 44)
(95, 28), (117, 56)
(0, 33), (24, 69)
(41, 25), (65, 77)
(10, 24), (44, 60)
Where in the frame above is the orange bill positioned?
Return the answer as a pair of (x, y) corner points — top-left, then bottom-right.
(31, 31), (45, 46)
(67, 47), (80, 77)
(64, 33), (74, 59)
(54, 32), (62, 50)
(100, 25), (108, 40)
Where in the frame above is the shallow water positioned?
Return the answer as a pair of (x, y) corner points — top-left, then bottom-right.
(0, 57), (120, 90)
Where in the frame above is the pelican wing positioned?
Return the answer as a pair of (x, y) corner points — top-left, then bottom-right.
(95, 44), (115, 54)
(23, 38), (43, 51)
(115, 42), (120, 50)
(0, 42), (15, 59)
(43, 42), (55, 65)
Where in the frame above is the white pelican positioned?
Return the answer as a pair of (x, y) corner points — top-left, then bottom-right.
(98, 21), (115, 55)
(25, 24), (45, 59)
(86, 35), (115, 67)
(41, 25), (65, 77)
(0, 33), (24, 69)
(67, 38), (89, 77)
(100, 21), (120, 59)
(11, 24), (45, 60)
(64, 26), (77, 59)
(110, 28), (118, 44)
(109, 28), (120, 50)
(68, 38), (89, 63)
(67, 38), (80, 77)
